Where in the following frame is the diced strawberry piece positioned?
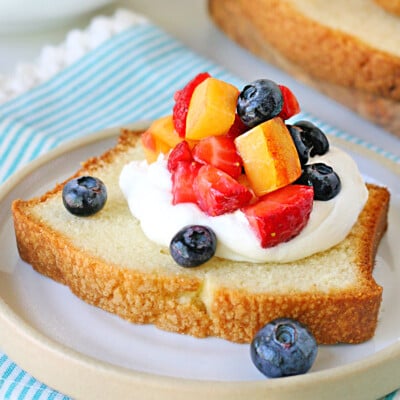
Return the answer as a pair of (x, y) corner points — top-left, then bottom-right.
(171, 161), (201, 205)
(237, 174), (258, 204)
(193, 165), (252, 216)
(242, 184), (314, 248)
(226, 114), (247, 140)
(167, 141), (193, 172)
(278, 85), (301, 121)
(192, 135), (243, 179)
(173, 72), (211, 137)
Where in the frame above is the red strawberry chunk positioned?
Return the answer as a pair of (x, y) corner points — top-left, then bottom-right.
(226, 114), (247, 140)
(171, 161), (202, 205)
(193, 165), (252, 216)
(242, 184), (314, 248)
(192, 135), (243, 179)
(167, 141), (193, 172)
(278, 85), (301, 121)
(173, 72), (211, 137)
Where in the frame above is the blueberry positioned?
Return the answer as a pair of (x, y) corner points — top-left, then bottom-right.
(293, 120), (329, 157)
(62, 176), (107, 216)
(170, 225), (217, 267)
(250, 318), (318, 378)
(296, 163), (341, 201)
(286, 124), (309, 165)
(237, 79), (283, 128)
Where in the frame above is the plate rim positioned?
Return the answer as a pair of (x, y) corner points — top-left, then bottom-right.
(1, 123), (400, 400)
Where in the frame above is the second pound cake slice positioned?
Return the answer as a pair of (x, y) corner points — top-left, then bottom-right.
(208, 0), (400, 136)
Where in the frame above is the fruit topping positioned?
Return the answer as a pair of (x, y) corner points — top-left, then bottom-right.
(250, 318), (318, 378)
(141, 116), (182, 163)
(293, 120), (329, 157)
(242, 185), (314, 248)
(140, 74), (340, 250)
(167, 141), (193, 172)
(185, 77), (239, 140)
(278, 85), (300, 121)
(235, 117), (301, 196)
(170, 225), (217, 267)
(286, 125), (310, 166)
(226, 113), (248, 140)
(171, 161), (201, 205)
(193, 165), (252, 216)
(296, 163), (341, 201)
(237, 79), (283, 128)
(140, 130), (159, 164)
(62, 176), (107, 216)
(173, 72), (210, 137)
(150, 115), (182, 149)
(192, 135), (243, 179)
(237, 174), (258, 203)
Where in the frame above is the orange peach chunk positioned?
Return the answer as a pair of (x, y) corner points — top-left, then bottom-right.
(141, 130), (159, 163)
(150, 115), (182, 149)
(234, 117), (301, 196)
(141, 115), (184, 163)
(185, 77), (239, 140)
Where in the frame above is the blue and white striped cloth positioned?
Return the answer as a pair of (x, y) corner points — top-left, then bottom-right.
(0, 12), (398, 400)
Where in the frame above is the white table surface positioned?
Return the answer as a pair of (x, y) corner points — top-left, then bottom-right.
(0, 0), (399, 157)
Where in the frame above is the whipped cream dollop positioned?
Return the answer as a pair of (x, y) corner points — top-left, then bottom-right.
(119, 146), (368, 263)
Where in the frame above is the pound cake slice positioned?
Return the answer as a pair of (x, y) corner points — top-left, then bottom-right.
(12, 129), (390, 344)
(375, 0), (400, 16)
(208, 0), (400, 136)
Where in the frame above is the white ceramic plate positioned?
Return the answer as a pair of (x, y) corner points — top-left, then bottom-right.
(0, 125), (399, 400)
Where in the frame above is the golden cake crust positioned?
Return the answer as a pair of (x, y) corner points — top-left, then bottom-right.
(12, 129), (390, 344)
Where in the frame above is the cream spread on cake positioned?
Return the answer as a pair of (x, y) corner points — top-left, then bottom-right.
(119, 146), (368, 263)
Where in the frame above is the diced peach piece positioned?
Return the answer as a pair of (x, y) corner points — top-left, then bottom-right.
(150, 115), (182, 149)
(141, 116), (185, 163)
(141, 130), (159, 163)
(234, 117), (301, 196)
(185, 77), (239, 140)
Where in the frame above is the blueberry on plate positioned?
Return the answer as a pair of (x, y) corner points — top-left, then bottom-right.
(293, 120), (329, 157)
(237, 79), (283, 128)
(250, 318), (318, 378)
(170, 225), (217, 267)
(296, 163), (341, 201)
(62, 176), (107, 216)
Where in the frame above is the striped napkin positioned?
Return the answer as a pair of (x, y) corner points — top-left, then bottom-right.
(0, 9), (398, 400)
